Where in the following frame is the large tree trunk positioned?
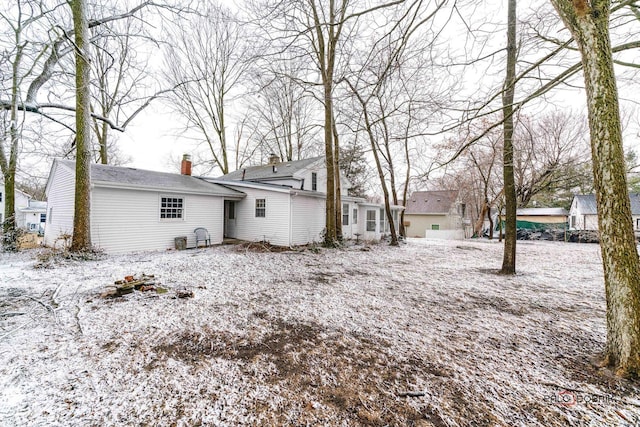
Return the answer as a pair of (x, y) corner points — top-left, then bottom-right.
(332, 118), (343, 240)
(70, 0), (93, 252)
(1, 40), (23, 251)
(501, 0), (517, 274)
(550, 0), (640, 376)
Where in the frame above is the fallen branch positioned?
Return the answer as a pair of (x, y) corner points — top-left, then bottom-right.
(26, 295), (56, 313)
(75, 305), (84, 335)
(0, 312), (26, 318)
(397, 391), (426, 398)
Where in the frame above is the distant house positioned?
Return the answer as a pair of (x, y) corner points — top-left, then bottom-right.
(44, 155), (403, 253)
(18, 200), (47, 234)
(44, 158), (244, 253)
(499, 207), (569, 230)
(403, 190), (469, 238)
(0, 182), (46, 233)
(569, 193), (640, 230)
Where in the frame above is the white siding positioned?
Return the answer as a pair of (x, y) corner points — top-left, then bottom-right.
(91, 187), (223, 254)
(222, 185), (292, 246)
(291, 195), (325, 245)
(569, 198), (599, 231)
(44, 164), (76, 248)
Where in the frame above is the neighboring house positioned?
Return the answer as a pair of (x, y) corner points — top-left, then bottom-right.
(44, 158), (245, 253)
(403, 190), (469, 238)
(18, 200), (48, 234)
(498, 208), (569, 230)
(569, 193), (640, 230)
(208, 156), (403, 245)
(0, 182), (46, 232)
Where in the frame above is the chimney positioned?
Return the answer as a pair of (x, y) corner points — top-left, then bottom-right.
(181, 154), (192, 176)
(268, 153), (280, 165)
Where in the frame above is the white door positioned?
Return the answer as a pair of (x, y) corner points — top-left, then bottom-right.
(224, 201), (237, 238)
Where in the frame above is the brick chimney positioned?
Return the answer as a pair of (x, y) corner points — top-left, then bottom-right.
(268, 153), (280, 165)
(181, 154), (192, 176)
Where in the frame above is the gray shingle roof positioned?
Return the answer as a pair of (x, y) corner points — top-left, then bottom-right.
(218, 156), (324, 181)
(57, 160), (244, 197)
(405, 190), (458, 215)
(574, 193), (640, 215)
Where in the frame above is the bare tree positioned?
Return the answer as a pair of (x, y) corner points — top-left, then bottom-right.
(550, 0), (640, 377)
(251, 0), (414, 246)
(513, 111), (591, 208)
(246, 60), (322, 163)
(500, 0), (518, 274)
(163, 4), (249, 175)
(69, 0), (92, 252)
(89, 15), (149, 165)
(0, 0), (177, 250)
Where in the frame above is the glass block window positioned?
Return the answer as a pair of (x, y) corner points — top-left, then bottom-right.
(160, 197), (183, 219)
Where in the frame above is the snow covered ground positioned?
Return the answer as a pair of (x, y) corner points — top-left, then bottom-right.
(0, 238), (639, 426)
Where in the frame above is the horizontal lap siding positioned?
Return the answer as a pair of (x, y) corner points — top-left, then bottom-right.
(44, 165), (76, 248)
(223, 186), (291, 246)
(405, 214), (449, 237)
(291, 195), (325, 245)
(91, 187), (223, 254)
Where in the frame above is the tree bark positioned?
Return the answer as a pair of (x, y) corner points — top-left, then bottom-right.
(501, 0), (517, 274)
(550, 0), (640, 376)
(70, 0), (93, 252)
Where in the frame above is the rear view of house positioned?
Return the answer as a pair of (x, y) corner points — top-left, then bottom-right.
(44, 158), (244, 253)
(208, 155), (403, 245)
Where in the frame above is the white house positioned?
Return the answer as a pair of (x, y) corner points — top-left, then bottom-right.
(18, 200), (48, 234)
(0, 182), (46, 232)
(207, 155), (403, 245)
(44, 155), (403, 253)
(569, 193), (640, 230)
(44, 158), (245, 253)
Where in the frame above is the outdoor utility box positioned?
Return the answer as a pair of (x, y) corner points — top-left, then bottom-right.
(174, 236), (187, 250)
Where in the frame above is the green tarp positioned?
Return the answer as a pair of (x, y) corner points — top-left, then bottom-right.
(497, 220), (568, 231)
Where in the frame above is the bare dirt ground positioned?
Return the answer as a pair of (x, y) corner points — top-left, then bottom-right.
(0, 239), (639, 426)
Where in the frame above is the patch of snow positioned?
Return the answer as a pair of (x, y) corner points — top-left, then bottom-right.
(0, 239), (638, 426)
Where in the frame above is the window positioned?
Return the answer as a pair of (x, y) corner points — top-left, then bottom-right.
(432, 224), (440, 230)
(160, 197), (183, 219)
(255, 199), (266, 217)
(0, 191), (2, 202)
(40, 213), (46, 223)
(311, 172), (317, 191)
(342, 203), (349, 226)
(353, 208), (358, 224)
(366, 210), (376, 231)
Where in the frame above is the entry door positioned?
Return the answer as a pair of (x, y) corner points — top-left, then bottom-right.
(224, 201), (237, 238)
